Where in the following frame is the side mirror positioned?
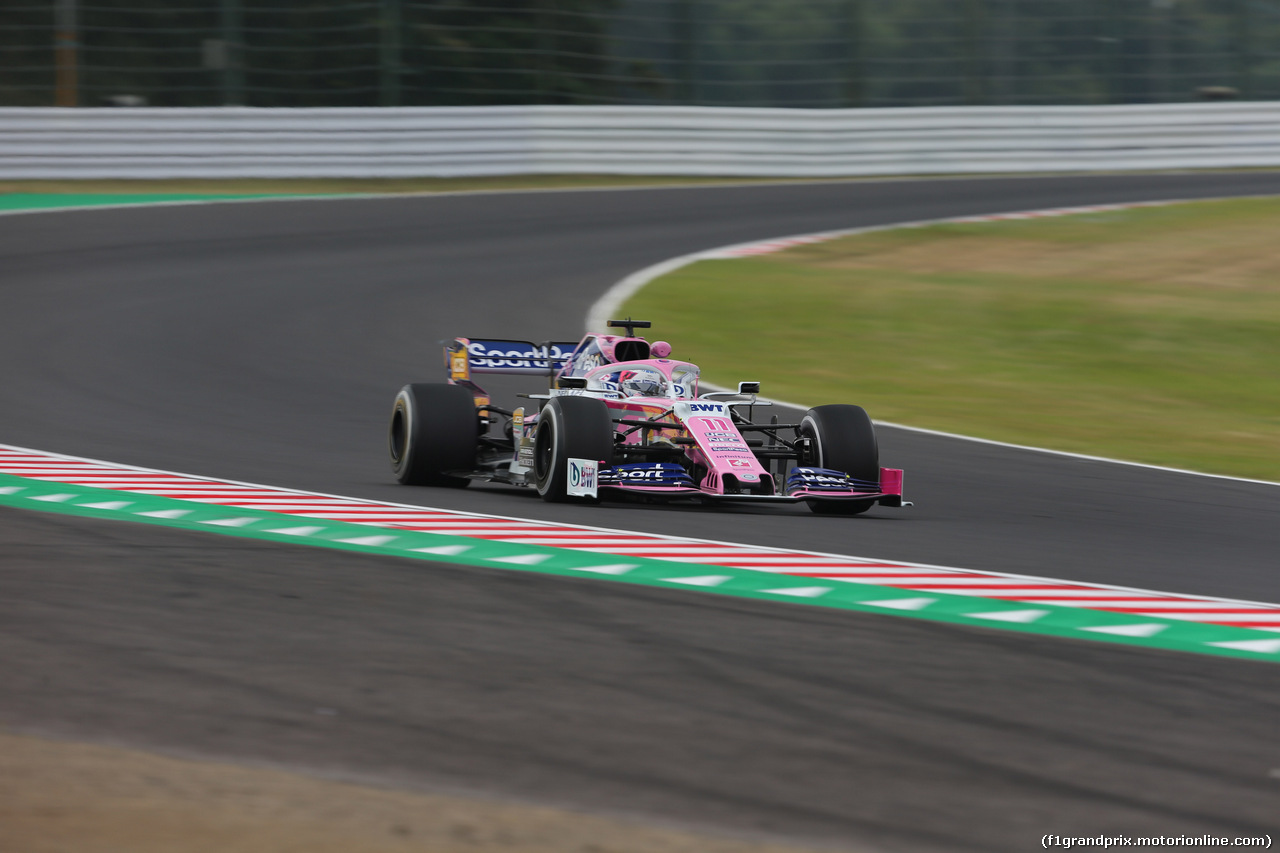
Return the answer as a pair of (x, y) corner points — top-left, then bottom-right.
(559, 376), (587, 389)
(737, 381), (760, 395)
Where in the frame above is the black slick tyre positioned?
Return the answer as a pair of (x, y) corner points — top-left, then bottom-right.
(389, 383), (477, 487)
(533, 396), (614, 502)
(798, 404), (879, 515)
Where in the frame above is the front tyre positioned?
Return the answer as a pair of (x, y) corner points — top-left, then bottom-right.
(534, 396), (614, 502)
(389, 383), (477, 487)
(799, 404), (879, 515)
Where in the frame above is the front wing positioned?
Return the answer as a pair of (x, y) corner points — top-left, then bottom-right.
(597, 466), (907, 507)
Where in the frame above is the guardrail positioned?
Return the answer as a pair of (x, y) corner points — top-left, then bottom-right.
(3, 103), (1280, 178)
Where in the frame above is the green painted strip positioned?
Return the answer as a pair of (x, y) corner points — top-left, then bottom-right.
(0, 193), (323, 212)
(2, 471), (1278, 663)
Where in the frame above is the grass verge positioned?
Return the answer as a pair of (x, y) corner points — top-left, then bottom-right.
(623, 197), (1280, 481)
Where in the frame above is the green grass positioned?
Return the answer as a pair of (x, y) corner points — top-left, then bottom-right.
(624, 197), (1280, 480)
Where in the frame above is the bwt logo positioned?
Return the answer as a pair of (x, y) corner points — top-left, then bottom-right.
(690, 403), (725, 413)
(569, 460), (596, 489)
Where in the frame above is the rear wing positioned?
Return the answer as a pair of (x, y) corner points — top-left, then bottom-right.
(445, 338), (579, 383)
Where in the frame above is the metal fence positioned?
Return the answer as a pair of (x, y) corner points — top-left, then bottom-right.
(4, 103), (1279, 178)
(3, 1), (1280, 109)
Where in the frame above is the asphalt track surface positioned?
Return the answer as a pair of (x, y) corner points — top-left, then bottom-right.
(4, 174), (1280, 851)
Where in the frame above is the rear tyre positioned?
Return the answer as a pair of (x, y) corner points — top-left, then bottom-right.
(389, 383), (477, 487)
(534, 396), (615, 502)
(798, 404), (879, 515)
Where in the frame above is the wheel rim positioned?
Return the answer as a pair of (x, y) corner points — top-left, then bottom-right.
(534, 417), (555, 486)
(389, 403), (408, 464)
(799, 417), (821, 468)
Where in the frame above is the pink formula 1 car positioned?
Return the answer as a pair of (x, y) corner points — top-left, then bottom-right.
(389, 320), (906, 514)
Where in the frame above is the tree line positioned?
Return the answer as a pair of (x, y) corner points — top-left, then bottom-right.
(0, 0), (1274, 108)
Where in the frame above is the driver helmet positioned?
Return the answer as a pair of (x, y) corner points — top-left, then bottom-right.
(619, 369), (663, 397)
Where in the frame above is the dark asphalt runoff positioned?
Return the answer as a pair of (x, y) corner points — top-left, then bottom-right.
(3, 174), (1280, 851)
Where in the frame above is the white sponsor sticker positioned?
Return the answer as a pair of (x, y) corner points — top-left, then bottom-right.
(567, 458), (599, 498)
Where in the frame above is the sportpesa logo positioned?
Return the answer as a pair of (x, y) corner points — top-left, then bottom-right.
(467, 341), (575, 370)
(615, 468), (667, 480)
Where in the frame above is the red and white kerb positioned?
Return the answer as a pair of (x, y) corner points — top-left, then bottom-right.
(3, 443), (1279, 632)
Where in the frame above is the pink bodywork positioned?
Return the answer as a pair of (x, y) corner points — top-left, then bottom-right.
(677, 406), (774, 494)
(577, 357), (902, 501)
